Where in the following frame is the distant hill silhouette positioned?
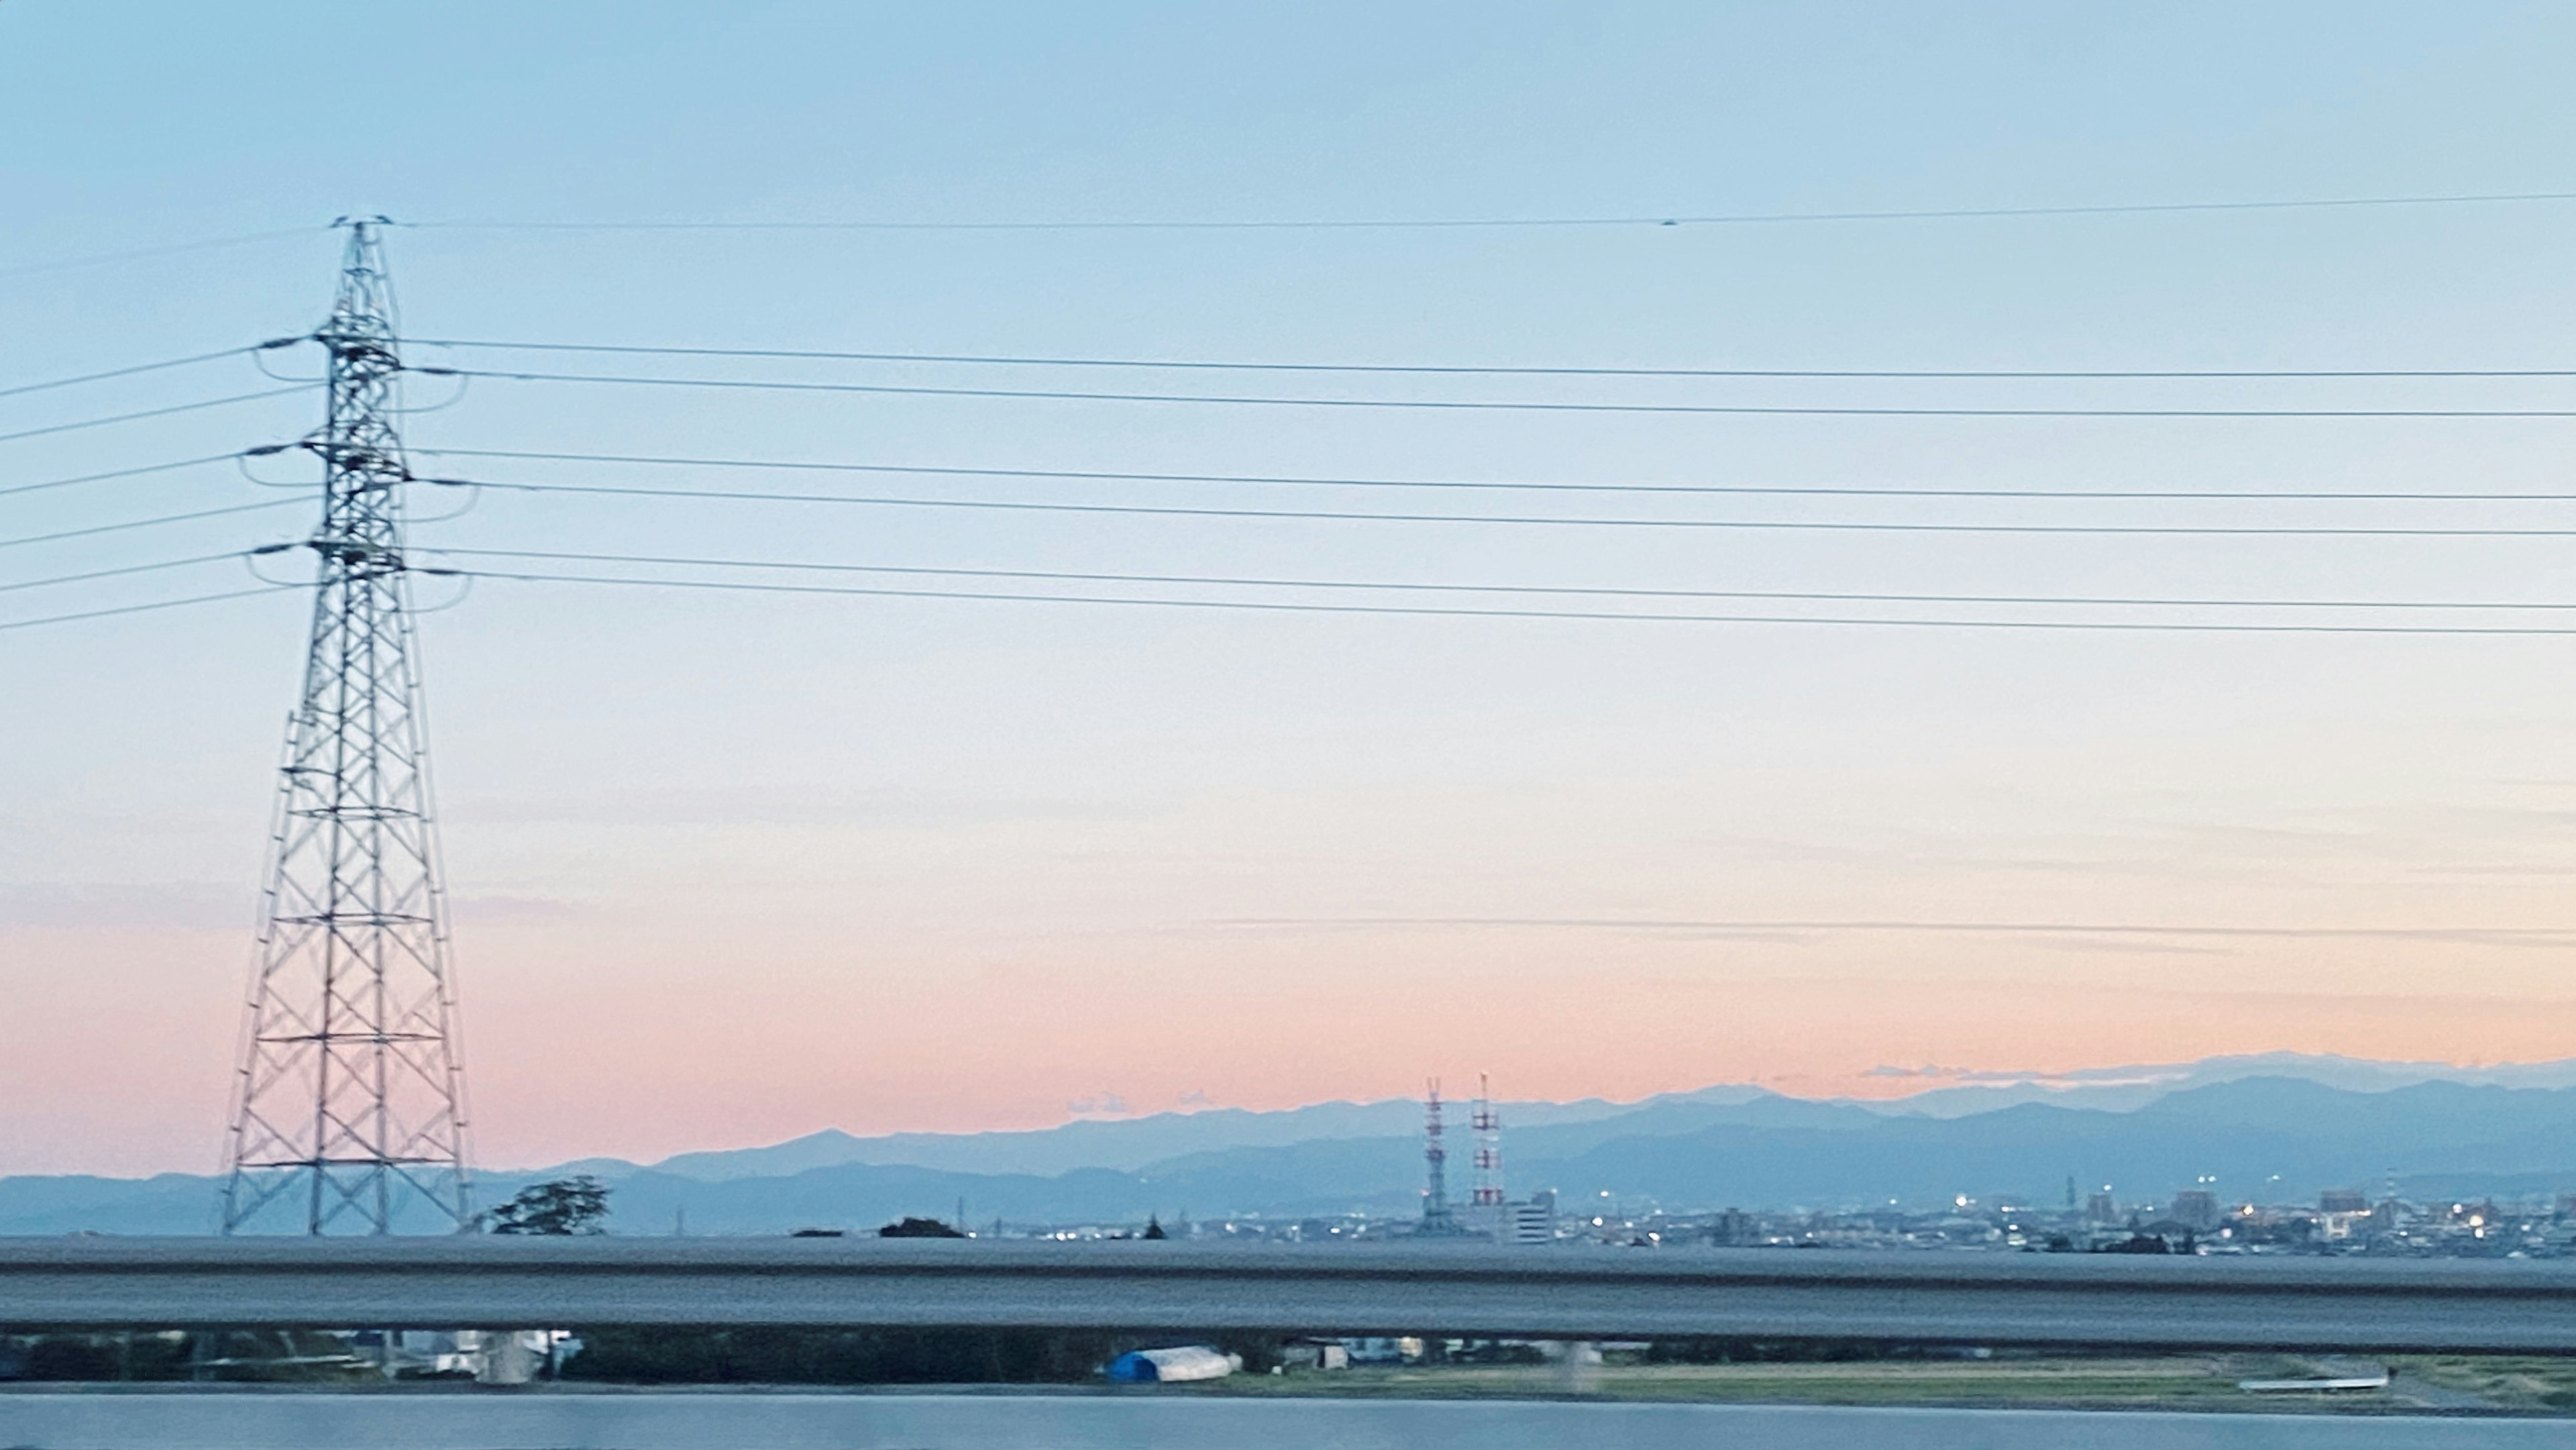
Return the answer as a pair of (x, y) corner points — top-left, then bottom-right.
(10, 1057), (2576, 1235)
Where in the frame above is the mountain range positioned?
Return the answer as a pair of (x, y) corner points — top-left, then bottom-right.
(10, 1053), (2576, 1236)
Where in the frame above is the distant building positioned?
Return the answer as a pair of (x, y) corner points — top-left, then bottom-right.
(2316, 1190), (2373, 1240)
(1342, 1337), (1408, 1365)
(1711, 1208), (1759, 1245)
(1279, 1339), (1350, 1371)
(2085, 1192), (2119, 1224)
(2169, 1190), (2220, 1231)
(1495, 1189), (1556, 1245)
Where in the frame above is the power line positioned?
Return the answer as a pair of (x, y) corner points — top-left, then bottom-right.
(0, 584), (297, 633)
(396, 189), (2576, 232)
(0, 227), (321, 283)
(428, 366), (2576, 419)
(0, 344), (302, 403)
(427, 473), (2576, 536)
(0, 551), (248, 594)
(422, 547), (2576, 613)
(411, 446), (2576, 503)
(27, 547), (2576, 637)
(402, 337), (2576, 382)
(0, 386), (317, 448)
(451, 566), (2576, 635)
(1211, 917), (2576, 943)
(0, 499), (303, 552)
(0, 452), (250, 501)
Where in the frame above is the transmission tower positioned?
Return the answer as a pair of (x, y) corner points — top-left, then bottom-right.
(219, 219), (473, 1235)
(1419, 1078), (1460, 1235)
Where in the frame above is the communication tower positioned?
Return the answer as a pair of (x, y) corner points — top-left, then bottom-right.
(217, 221), (473, 1235)
(1470, 1072), (1503, 1210)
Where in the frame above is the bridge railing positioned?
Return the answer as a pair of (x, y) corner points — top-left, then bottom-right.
(6, 1237), (2576, 1352)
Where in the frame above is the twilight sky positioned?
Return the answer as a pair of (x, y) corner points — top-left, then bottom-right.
(11, 2), (2576, 1176)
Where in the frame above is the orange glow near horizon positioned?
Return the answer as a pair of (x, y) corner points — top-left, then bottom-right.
(7, 916), (2574, 1178)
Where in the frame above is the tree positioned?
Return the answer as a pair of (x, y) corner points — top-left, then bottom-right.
(1141, 1214), (1167, 1240)
(487, 1176), (610, 1235)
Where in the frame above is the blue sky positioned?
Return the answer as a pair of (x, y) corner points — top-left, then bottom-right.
(10, 2), (2576, 1173)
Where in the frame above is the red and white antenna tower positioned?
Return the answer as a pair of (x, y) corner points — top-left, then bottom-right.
(1470, 1072), (1503, 1208)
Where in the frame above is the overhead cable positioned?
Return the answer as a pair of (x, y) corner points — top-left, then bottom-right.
(420, 548), (2576, 612)
(0, 551), (249, 594)
(1212, 917), (2576, 942)
(429, 367), (2576, 418)
(451, 567), (2576, 635)
(0, 452), (251, 501)
(424, 473), (2576, 536)
(0, 584), (298, 633)
(0, 342), (303, 403)
(0, 227), (321, 283)
(0, 499), (303, 552)
(403, 338), (2576, 382)
(410, 446), (2576, 503)
(0, 386), (317, 448)
(397, 189), (2576, 232)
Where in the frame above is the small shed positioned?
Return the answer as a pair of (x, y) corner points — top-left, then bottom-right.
(1279, 1337), (1350, 1371)
(1104, 1345), (1238, 1383)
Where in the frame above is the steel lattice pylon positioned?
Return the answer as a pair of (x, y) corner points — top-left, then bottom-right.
(1419, 1078), (1461, 1235)
(219, 220), (473, 1235)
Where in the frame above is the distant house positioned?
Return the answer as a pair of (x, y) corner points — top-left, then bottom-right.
(1278, 1338), (1350, 1371)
